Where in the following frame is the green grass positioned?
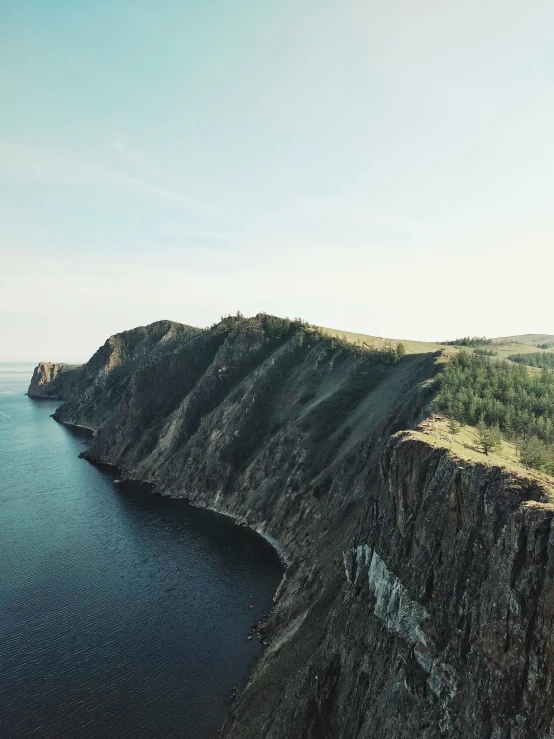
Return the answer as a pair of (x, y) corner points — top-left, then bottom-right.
(490, 342), (554, 363)
(316, 326), (554, 363)
(492, 334), (554, 346)
(414, 419), (554, 493)
(316, 325), (445, 356)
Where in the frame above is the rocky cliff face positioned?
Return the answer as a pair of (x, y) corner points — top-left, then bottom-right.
(30, 315), (554, 738)
(28, 361), (83, 399)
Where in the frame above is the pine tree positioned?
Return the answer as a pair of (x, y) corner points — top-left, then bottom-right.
(476, 423), (502, 456)
(396, 343), (407, 360)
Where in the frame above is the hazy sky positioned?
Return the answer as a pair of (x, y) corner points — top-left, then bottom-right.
(1, 0), (553, 361)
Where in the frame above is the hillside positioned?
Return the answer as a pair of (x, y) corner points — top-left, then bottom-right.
(493, 333), (554, 346)
(318, 325), (554, 364)
(316, 325), (445, 355)
(28, 315), (554, 738)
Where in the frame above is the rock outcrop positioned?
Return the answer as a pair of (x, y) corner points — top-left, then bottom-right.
(28, 362), (82, 399)
(30, 315), (554, 738)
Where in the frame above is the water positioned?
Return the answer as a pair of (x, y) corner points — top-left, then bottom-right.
(0, 363), (283, 739)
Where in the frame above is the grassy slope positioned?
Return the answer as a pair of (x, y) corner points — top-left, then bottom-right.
(316, 323), (554, 487)
(416, 416), (554, 496)
(492, 342), (554, 362)
(492, 333), (554, 346)
(317, 324), (554, 366)
(316, 325), (447, 356)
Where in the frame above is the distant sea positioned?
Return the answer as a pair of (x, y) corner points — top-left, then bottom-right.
(0, 363), (283, 738)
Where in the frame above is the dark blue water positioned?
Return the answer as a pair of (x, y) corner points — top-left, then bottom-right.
(0, 363), (283, 739)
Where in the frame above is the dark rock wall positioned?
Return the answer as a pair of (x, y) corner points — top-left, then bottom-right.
(30, 316), (554, 738)
(220, 439), (554, 739)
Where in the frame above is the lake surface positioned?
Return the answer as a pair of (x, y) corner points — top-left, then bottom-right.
(0, 363), (283, 739)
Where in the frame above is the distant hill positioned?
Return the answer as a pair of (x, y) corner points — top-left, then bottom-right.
(492, 334), (554, 346)
(317, 327), (554, 363)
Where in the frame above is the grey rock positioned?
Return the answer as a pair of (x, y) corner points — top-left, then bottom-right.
(30, 315), (554, 738)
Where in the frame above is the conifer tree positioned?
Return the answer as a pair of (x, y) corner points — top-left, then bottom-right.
(476, 424), (502, 456)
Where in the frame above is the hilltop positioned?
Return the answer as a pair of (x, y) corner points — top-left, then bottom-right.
(493, 333), (554, 346)
(319, 324), (554, 360)
(316, 325), (445, 355)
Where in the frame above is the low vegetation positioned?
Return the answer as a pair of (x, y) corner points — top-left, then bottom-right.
(436, 351), (554, 475)
(508, 352), (554, 370)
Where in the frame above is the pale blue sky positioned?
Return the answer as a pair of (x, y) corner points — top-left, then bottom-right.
(1, 0), (553, 360)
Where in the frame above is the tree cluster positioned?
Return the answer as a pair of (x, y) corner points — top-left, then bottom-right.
(321, 334), (406, 364)
(508, 352), (554, 370)
(519, 437), (554, 474)
(437, 351), (554, 474)
(442, 336), (492, 347)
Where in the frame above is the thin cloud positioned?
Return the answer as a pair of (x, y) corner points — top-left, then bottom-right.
(0, 143), (226, 219)
(115, 175), (221, 217)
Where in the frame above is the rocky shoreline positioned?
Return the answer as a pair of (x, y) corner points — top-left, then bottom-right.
(29, 315), (554, 738)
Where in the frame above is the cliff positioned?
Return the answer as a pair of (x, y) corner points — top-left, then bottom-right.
(28, 361), (83, 399)
(30, 315), (554, 738)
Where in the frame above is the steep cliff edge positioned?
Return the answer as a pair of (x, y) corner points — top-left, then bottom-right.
(28, 361), (83, 399)
(27, 320), (202, 417)
(29, 315), (554, 738)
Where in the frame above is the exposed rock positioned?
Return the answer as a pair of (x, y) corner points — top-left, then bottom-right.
(30, 315), (554, 738)
(27, 361), (82, 399)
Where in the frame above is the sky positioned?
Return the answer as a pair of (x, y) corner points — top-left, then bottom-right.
(1, 0), (553, 361)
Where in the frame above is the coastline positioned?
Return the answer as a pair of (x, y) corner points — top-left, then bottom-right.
(200, 502), (290, 568)
(4, 375), (281, 739)
(57, 412), (288, 724)
(58, 412), (290, 569)
(60, 419), (96, 434)
(58, 412), (290, 568)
